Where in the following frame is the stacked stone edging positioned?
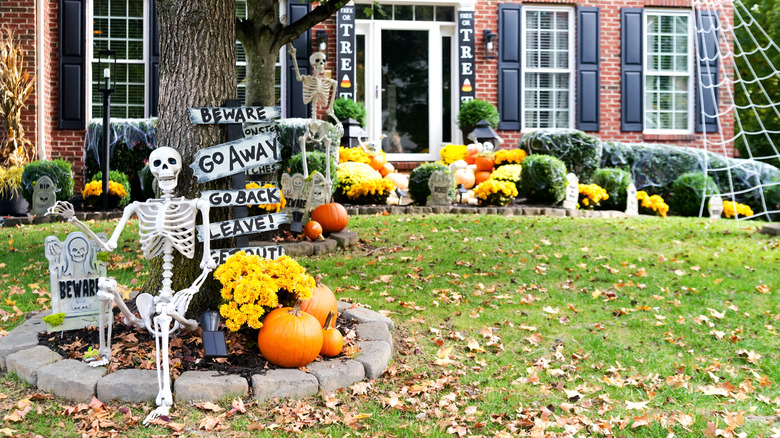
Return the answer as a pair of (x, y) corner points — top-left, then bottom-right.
(0, 301), (394, 404)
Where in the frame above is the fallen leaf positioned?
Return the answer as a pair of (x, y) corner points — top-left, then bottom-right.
(196, 401), (224, 413)
(626, 400), (650, 410)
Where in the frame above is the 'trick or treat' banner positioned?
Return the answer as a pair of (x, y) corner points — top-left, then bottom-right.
(337, 3), (356, 99)
(458, 10), (475, 102)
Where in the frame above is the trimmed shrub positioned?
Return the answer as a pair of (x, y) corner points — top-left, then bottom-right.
(669, 172), (721, 217)
(765, 181), (780, 221)
(600, 141), (635, 173)
(91, 170), (131, 207)
(333, 97), (366, 126)
(286, 151), (339, 190)
(519, 129), (602, 183)
(20, 159), (74, 204)
(593, 168), (632, 211)
(520, 154), (567, 205)
(409, 162), (453, 205)
(457, 99), (499, 140)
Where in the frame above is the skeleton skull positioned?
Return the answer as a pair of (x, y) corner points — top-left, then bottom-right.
(68, 237), (88, 263)
(310, 52), (326, 74)
(149, 147), (182, 195)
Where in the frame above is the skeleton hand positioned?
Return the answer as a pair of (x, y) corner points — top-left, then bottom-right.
(200, 256), (216, 270)
(46, 201), (75, 220)
(288, 43), (297, 57)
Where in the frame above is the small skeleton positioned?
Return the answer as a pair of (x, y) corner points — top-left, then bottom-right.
(47, 147), (216, 425)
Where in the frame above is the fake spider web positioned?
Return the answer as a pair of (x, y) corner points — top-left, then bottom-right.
(693, 0), (780, 220)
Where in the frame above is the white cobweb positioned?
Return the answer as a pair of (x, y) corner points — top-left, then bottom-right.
(693, 0), (780, 220)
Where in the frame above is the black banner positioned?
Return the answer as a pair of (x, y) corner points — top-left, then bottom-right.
(337, 4), (356, 99)
(458, 10), (475, 103)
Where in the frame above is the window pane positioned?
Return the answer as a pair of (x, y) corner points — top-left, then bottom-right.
(645, 12), (691, 131)
(415, 6), (433, 21)
(436, 6), (454, 22)
(395, 5), (412, 20)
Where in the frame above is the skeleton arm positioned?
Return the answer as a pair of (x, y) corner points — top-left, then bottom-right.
(326, 77), (339, 124)
(47, 201), (137, 252)
(288, 43), (303, 82)
(197, 199), (217, 271)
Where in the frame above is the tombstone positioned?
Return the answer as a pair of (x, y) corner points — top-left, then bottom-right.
(281, 173), (309, 213)
(625, 183), (638, 216)
(428, 170), (454, 206)
(563, 173), (579, 210)
(709, 196), (723, 220)
(44, 231), (108, 331)
(32, 176), (57, 216)
(305, 172), (328, 219)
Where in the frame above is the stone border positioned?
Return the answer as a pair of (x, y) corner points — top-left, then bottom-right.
(0, 301), (393, 404)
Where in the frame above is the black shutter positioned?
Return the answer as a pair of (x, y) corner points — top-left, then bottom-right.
(497, 4), (521, 131)
(149, 0), (160, 117)
(621, 8), (644, 132)
(287, 2), (311, 118)
(577, 7), (600, 132)
(58, 0), (86, 129)
(696, 10), (719, 133)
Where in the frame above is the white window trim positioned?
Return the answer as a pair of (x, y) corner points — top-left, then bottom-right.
(520, 5), (576, 131)
(643, 8), (694, 135)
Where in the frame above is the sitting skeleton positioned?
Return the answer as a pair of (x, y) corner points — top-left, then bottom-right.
(47, 147), (216, 425)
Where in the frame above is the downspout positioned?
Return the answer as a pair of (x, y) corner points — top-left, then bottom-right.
(36, 0), (47, 160)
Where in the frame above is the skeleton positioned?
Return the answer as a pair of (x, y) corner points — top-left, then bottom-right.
(288, 45), (338, 202)
(47, 147), (216, 425)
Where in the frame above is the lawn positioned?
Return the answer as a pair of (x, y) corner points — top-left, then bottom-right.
(0, 214), (778, 437)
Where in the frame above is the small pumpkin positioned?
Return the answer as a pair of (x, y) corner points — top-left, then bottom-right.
(257, 301), (323, 368)
(475, 155), (495, 172)
(454, 168), (476, 189)
(311, 202), (349, 233)
(300, 274), (338, 328)
(474, 170), (492, 185)
(320, 311), (344, 357)
(303, 221), (323, 240)
(379, 162), (395, 177)
(466, 143), (483, 156)
(369, 154), (387, 171)
(384, 172), (408, 190)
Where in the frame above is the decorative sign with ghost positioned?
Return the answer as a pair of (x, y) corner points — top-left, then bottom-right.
(563, 173), (579, 210)
(625, 183), (638, 216)
(304, 172), (328, 219)
(32, 176), (57, 216)
(709, 196), (723, 219)
(44, 231), (108, 331)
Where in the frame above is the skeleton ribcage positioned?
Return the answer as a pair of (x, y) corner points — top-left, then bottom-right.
(302, 77), (333, 108)
(136, 200), (198, 260)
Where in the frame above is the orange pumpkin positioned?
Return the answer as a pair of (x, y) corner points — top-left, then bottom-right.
(369, 154), (387, 171)
(474, 170), (492, 185)
(379, 162), (395, 177)
(384, 172), (408, 190)
(320, 311), (344, 357)
(454, 168), (476, 189)
(466, 143), (483, 156)
(311, 203), (349, 233)
(464, 154), (477, 165)
(300, 275), (338, 328)
(303, 221), (323, 240)
(258, 301), (323, 368)
(475, 155), (495, 172)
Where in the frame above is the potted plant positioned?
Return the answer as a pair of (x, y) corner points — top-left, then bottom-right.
(457, 99), (499, 143)
(0, 27), (35, 215)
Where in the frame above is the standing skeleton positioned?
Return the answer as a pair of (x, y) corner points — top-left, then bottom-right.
(47, 147), (216, 425)
(288, 45), (338, 202)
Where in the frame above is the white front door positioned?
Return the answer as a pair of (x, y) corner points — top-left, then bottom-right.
(356, 19), (456, 161)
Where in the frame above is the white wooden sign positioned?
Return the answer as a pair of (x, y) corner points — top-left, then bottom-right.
(189, 106), (281, 125)
(201, 187), (281, 208)
(247, 163), (281, 175)
(709, 196), (723, 220)
(210, 245), (285, 265)
(563, 173), (579, 210)
(625, 183), (638, 216)
(190, 132), (281, 183)
(196, 212), (289, 241)
(242, 121), (281, 138)
(304, 172), (328, 217)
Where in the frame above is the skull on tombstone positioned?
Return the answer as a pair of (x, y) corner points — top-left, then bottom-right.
(310, 52), (326, 75)
(68, 237), (89, 263)
(149, 147), (182, 195)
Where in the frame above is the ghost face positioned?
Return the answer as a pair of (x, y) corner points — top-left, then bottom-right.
(310, 52), (326, 75)
(149, 147), (182, 194)
(68, 237), (89, 263)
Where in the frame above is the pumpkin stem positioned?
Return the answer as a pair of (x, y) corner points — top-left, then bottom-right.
(323, 310), (336, 329)
(314, 274), (323, 287)
(290, 300), (303, 316)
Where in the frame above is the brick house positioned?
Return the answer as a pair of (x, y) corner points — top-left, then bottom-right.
(1, 0), (732, 188)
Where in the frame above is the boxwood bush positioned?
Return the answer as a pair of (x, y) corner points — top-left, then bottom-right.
(20, 159), (74, 204)
(600, 141), (635, 173)
(333, 97), (366, 126)
(519, 129), (602, 183)
(409, 162), (453, 205)
(285, 151), (339, 190)
(593, 168), (632, 211)
(669, 172), (721, 217)
(765, 180), (780, 221)
(520, 154), (567, 205)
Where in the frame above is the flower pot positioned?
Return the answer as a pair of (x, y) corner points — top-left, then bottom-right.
(0, 188), (29, 216)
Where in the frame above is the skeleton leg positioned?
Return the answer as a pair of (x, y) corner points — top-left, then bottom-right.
(323, 136), (333, 203)
(88, 285), (114, 367)
(143, 311), (173, 425)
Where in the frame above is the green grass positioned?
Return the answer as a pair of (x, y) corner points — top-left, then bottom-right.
(0, 214), (779, 436)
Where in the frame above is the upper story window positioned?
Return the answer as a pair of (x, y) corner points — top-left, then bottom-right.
(522, 6), (575, 130)
(644, 10), (693, 132)
(356, 3), (455, 22)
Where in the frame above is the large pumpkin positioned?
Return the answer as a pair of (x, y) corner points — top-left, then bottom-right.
(300, 275), (338, 328)
(320, 311), (344, 357)
(384, 172), (408, 190)
(257, 301), (323, 368)
(474, 170), (492, 185)
(454, 168), (476, 189)
(475, 155), (495, 172)
(311, 202), (349, 233)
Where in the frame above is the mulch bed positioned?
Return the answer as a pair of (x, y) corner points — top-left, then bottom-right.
(38, 308), (357, 382)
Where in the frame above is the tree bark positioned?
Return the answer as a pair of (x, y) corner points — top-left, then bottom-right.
(145, 0), (236, 315)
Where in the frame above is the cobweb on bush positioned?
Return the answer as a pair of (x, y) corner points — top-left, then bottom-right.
(694, 0), (780, 220)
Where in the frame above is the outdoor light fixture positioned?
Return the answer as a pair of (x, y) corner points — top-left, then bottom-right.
(469, 119), (502, 151)
(484, 29), (497, 59)
(97, 50), (117, 93)
(456, 184), (468, 204)
(317, 30), (328, 55)
(97, 50), (116, 210)
(394, 187), (408, 205)
(200, 311), (227, 358)
(290, 210), (304, 234)
(341, 118), (368, 147)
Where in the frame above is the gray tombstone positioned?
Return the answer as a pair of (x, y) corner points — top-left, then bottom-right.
(428, 170), (454, 206)
(709, 196), (723, 220)
(305, 172), (328, 219)
(625, 183), (638, 216)
(563, 173), (579, 210)
(32, 176), (57, 216)
(44, 231), (108, 331)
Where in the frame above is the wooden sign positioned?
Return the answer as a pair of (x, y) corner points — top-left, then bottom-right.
(189, 106), (281, 125)
(336, 4), (356, 99)
(190, 132), (281, 183)
(563, 173), (579, 210)
(304, 172), (328, 217)
(458, 10), (476, 103)
(196, 212), (289, 241)
(201, 187), (281, 208)
(242, 121), (281, 138)
(247, 163), (281, 175)
(625, 183), (638, 216)
(211, 245), (285, 265)
(709, 196), (723, 219)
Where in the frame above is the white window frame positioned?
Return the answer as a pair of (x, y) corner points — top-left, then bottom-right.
(520, 5), (576, 131)
(643, 8), (694, 134)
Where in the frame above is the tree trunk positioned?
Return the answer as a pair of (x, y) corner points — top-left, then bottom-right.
(145, 0), (236, 315)
(238, 1), (283, 106)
